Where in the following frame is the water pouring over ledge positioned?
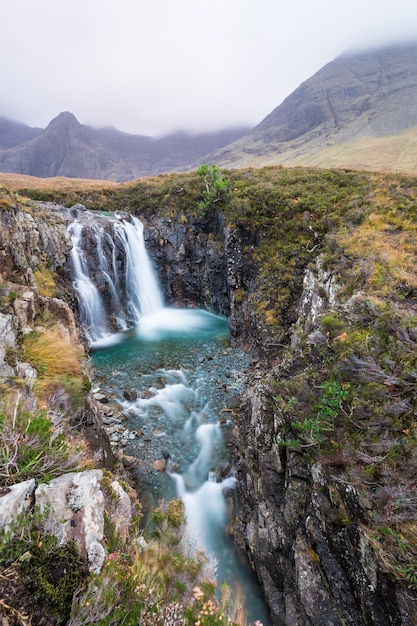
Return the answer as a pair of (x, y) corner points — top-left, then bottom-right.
(68, 213), (270, 625)
(69, 214), (227, 347)
(69, 214), (165, 345)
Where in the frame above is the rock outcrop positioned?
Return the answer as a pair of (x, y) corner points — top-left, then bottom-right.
(230, 248), (417, 625)
(0, 479), (35, 534)
(145, 212), (266, 354)
(236, 381), (416, 625)
(0, 201), (72, 285)
(0, 471), (132, 574)
(36, 470), (107, 573)
(0, 198), (115, 520)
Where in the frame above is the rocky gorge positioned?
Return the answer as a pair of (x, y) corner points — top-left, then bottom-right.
(1, 166), (417, 625)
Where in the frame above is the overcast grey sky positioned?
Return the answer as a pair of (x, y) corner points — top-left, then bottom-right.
(1, 0), (417, 136)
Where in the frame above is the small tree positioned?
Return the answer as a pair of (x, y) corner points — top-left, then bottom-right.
(196, 164), (231, 216)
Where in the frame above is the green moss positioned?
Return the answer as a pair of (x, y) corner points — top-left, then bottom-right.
(21, 533), (86, 620)
(320, 314), (345, 335)
(233, 288), (245, 305)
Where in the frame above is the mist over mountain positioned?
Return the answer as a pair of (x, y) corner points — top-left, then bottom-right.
(206, 42), (417, 173)
(1, 42), (417, 180)
(0, 113), (250, 181)
(0, 117), (42, 150)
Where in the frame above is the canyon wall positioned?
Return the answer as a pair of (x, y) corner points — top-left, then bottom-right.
(1, 195), (416, 625)
(143, 211), (417, 625)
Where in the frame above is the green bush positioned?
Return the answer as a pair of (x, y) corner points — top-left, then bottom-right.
(21, 533), (86, 620)
(0, 511), (86, 623)
(196, 164), (231, 216)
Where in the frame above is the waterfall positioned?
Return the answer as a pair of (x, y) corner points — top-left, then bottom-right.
(68, 214), (164, 345)
(69, 221), (109, 342)
(119, 219), (164, 317)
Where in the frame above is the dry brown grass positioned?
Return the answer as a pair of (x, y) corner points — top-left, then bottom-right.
(215, 125), (417, 175)
(294, 127), (417, 174)
(0, 172), (118, 192)
(33, 267), (58, 298)
(22, 326), (85, 405)
(23, 327), (82, 378)
(337, 207), (417, 295)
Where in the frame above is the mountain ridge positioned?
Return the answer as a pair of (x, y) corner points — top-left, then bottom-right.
(0, 112), (250, 182)
(206, 42), (417, 172)
(2, 42), (417, 179)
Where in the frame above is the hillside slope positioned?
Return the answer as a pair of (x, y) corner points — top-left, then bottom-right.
(208, 43), (417, 173)
(0, 116), (42, 149)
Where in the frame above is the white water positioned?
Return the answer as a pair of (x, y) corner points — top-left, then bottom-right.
(171, 472), (237, 554)
(115, 217), (164, 318)
(69, 221), (109, 342)
(134, 382), (196, 420)
(70, 214), (270, 624)
(69, 215), (164, 345)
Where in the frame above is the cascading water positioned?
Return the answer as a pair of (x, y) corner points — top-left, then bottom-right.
(69, 221), (109, 342)
(68, 213), (270, 625)
(68, 214), (164, 345)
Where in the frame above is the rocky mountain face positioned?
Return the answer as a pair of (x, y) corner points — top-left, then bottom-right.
(2, 43), (417, 180)
(208, 42), (417, 172)
(0, 112), (249, 181)
(0, 116), (42, 150)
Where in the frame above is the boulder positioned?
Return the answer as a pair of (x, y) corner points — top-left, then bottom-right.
(123, 388), (138, 402)
(40, 296), (79, 342)
(13, 289), (39, 333)
(0, 479), (36, 533)
(108, 480), (132, 536)
(35, 470), (106, 573)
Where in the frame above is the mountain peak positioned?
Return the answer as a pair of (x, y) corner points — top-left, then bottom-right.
(0, 111), (249, 181)
(46, 111), (80, 130)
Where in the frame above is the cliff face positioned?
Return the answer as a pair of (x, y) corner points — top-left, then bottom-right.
(0, 197), (112, 464)
(237, 383), (415, 625)
(144, 211), (262, 351)
(234, 263), (417, 625)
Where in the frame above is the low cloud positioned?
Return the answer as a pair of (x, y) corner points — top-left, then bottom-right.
(1, 0), (417, 135)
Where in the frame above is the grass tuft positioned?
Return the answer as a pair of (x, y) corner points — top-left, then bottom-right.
(0, 399), (85, 487)
(22, 326), (86, 407)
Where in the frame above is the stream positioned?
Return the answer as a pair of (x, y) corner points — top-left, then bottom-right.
(69, 213), (270, 625)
